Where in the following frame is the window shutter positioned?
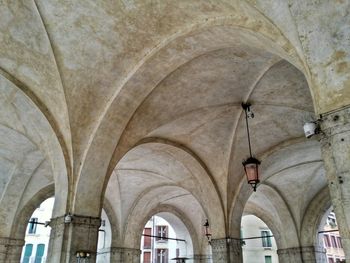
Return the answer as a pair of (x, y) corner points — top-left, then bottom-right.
(34, 244), (45, 263)
(143, 252), (151, 263)
(144, 228), (152, 248)
(23, 244), (33, 263)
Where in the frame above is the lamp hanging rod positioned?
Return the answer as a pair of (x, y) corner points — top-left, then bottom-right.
(242, 103), (253, 157)
(240, 234), (274, 241)
(27, 220), (49, 226)
(318, 229), (339, 234)
(142, 234), (186, 242)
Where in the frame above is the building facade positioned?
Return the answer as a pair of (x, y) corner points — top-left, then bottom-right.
(21, 198), (54, 263)
(140, 216), (179, 263)
(322, 212), (345, 263)
(241, 215), (279, 263)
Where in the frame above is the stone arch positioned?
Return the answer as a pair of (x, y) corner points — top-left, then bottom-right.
(133, 138), (225, 226)
(73, 3), (315, 217)
(0, 72), (69, 218)
(122, 185), (210, 248)
(300, 186), (331, 248)
(242, 184), (299, 249)
(10, 184), (55, 240)
(103, 140), (226, 245)
(102, 198), (120, 248)
(243, 206), (284, 250)
(0, 184), (55, 262)
(229, 139), (324, 239)
(124, 203), (200, 256)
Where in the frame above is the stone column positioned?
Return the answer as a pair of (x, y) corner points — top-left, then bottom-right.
(109, 247), (140, 263)
(320, 107), (350, 261)
(211, 238), (242, 263)
(277, 246), (326, 263)
(47, 214), (101, 263)
(0, 237), (25, 263)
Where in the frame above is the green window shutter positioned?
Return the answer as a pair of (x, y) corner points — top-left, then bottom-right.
(34, 244), (45, 263)
(265, 255), (272, 263)
(23, 244), (33, 263)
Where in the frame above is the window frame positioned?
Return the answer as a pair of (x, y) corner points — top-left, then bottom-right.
(28, 218), (38, 234)
(156, 225), (168, 242)
(156, 248), (168, 263)
(261, 230), (272, 248)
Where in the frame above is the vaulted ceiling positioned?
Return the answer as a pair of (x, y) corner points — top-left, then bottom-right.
(0, 0), (348, 251)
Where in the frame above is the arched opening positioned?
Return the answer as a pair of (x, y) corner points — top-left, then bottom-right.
(20, 197), (54, 263)
(140, 213), (194, 263)
(19, 198), (113, 263)
(96, 209), (113, 263)
(101, 140), (224, 262)
(318, 208), (345, 263)
(241, 215), (278, 263)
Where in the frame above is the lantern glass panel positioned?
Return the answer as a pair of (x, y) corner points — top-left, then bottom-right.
(245, 163), (258, 182)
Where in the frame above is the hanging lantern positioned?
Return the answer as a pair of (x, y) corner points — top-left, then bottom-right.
(242, 103), (261, 192)
(203, 219), (212, 244)
(242, 156), (260, 191)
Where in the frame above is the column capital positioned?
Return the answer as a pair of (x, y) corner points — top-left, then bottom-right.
(278, 245), (325, 255)
(0, 237), (25, 247)
(192, 254), (211, 260)
(46, 214), (101, 263)
(0, 237), (25, 262)
(110, 246), (141, 254)
(49, 214), (101, 228)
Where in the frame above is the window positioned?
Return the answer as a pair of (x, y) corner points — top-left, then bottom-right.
(156, 225), (168, 241)
(176, 248), (180, 258)
(156, 249), (168, 263)
(261, 230), (272, 247)
(143, 252), (151, 263)
(327, 212), (337, 227)
(34, 244), (45, 263)
(22, 244), (33, 263)
(337, 237), (343, 248)
(28, 218), (38, 234)
(265, 255), (272, 263)
(324, 235), (331, 247)
(143, 228), (152, 249)
(331, 235), (337, 248)
(328, 258), (334, 263)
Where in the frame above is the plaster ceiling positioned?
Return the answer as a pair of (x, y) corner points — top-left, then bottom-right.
(1, 0), (347, 247)
(243, 140), (327, 248)
(103, 45), (319, 243)
(0, 74), (66, 234)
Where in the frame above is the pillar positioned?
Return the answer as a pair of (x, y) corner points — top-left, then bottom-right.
(211, 238), (242, 263)
(277, 246), (326, 263)
(320, 106), (350, 261)
(47, 214), (101, 263)
(109, 247), (140, 263)
(0, 237), (24, 262)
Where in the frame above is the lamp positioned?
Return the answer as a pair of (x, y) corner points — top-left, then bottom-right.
(203, 219), (212, 244)
(64, 213), (73, 224)
(242, 103), (261, 192)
